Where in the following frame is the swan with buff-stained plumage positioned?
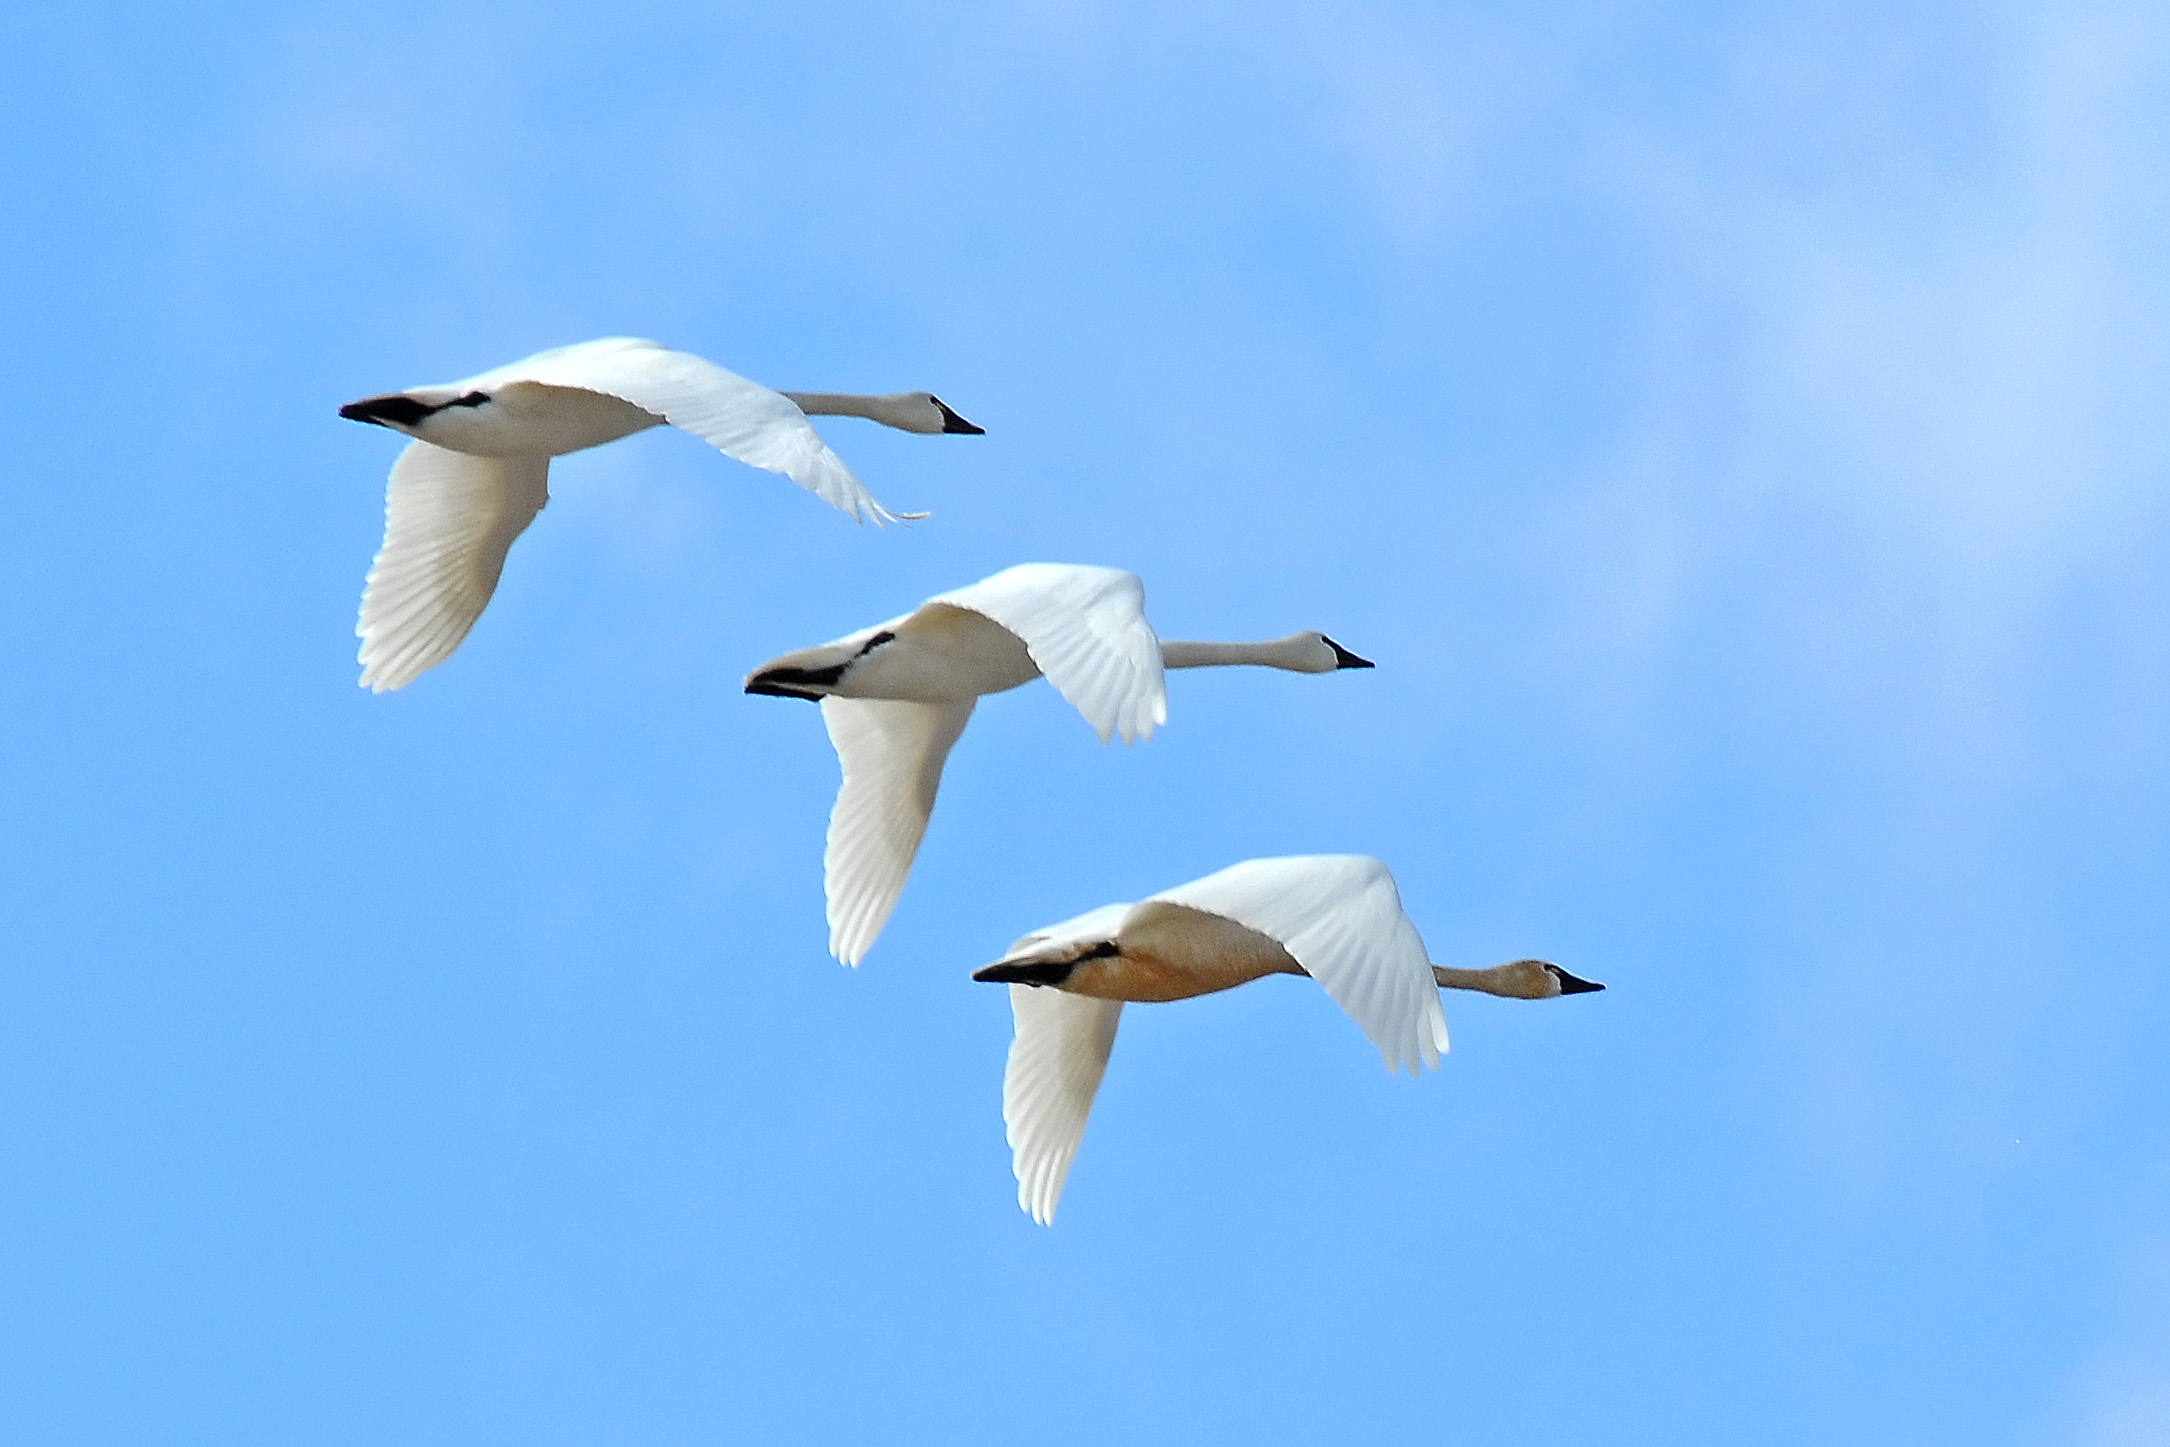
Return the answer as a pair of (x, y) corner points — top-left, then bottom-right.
(972, 854), (1605, 1223)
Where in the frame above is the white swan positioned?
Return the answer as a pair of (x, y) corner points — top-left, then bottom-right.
(742, 564), (1376, 965)
(970, 854), (1604, 1223)
(339, 337), (983, 692)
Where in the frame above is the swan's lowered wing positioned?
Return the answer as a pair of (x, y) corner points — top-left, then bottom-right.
(932, 563), (1167, 744)
(1153, 855), (1448, 1073)
(356, 441), (550, 693)
(821, 696), (976, 965)
(495, 337), (913, 525)
(1004, 982), (1124, 1225)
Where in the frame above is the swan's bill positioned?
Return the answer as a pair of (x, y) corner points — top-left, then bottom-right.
(931, 396), (984, 434)
(1322, 635), (1374, 669)
(339, 391), (490, 430)
(1544, 963), (1606, 994)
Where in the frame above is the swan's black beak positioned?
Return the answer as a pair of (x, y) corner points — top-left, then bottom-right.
(341, 391), (490, 428)
(743, 669), (831, 702)
(1547, 966), (1605, 995)
(932, 397), (985, 435)
(746, 632), (892, 701)
(972, 960), (1077, 987)
(1324, 636), (1374, 669)
(339, 394), (432, 428)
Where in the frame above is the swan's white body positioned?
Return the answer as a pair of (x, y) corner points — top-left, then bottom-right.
(742, 564), (1375, 965)
(341, 337), (980, 693)
(974, 854), (1603, 1223)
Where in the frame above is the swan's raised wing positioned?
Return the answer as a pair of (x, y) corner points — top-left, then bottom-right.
(356, 441), (550, 693)
(821, 696), (976, 965)
(494, 338), (913, 525)
(1004, 984), (1124, 1225)
(1153, 855), (1447, 1073)
(932, 564), (1167, 744)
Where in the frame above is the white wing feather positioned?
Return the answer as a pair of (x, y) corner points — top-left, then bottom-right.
(1004, 985), (1124, 1225)
(821, 696), (976, 965)
(1152, 855), (1448, 1074)
(931, 563), (1167, 744)
(355, 440), (550, 693)
(492, 337), (911, 525)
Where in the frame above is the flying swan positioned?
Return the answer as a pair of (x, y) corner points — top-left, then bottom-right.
(743, 563), (1376, 966)
(339, 336), (983, 692)
(972, 854), (1605, 1223)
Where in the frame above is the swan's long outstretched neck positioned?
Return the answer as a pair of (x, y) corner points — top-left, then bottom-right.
(1159, 634), (1373, 672)
(1430, 960), (1606, 998)
(781, 391), (985, 434)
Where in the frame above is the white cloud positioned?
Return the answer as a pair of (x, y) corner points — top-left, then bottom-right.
(2063, 1240), (2170, 1445)
(1630, 1), (2170, 584)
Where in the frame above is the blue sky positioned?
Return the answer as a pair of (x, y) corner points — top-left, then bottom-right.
(3, 1), (2167, 1441)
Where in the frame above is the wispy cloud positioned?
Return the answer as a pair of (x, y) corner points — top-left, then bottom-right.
(2063, 1239), (2170, 1445)
(1630, 1), (2170, 583)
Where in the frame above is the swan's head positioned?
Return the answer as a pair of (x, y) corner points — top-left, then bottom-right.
(887, 393), (984, 435)
(339, 389), (490, 437)
(1290, 632), (1374, 672)
(744, 651), (849, 702)
(1509, 959), (1605, 998)
(743, 630), (897, 702)
(930, 395), (984, 434)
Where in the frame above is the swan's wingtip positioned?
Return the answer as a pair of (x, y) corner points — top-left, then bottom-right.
(1387, 1044), (1446, 1076)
